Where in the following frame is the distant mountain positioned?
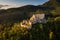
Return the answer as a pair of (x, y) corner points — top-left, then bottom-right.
(0, 0), (60, 40)
(0, 4), (8, 8)
(0, 0), (60, 24)
(43, 0), (60, 7)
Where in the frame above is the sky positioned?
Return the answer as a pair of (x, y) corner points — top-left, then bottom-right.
(0, 0), (49, 9)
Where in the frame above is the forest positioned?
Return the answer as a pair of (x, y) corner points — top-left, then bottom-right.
(0, 0), (60, 40)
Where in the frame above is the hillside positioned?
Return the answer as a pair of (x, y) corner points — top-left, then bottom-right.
(0, 0), (60, 24)
(0, 0), (60, 40)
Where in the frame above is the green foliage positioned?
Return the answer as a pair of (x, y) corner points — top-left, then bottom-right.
(51, 7), (60, 16)
(0, 0), (60, 40)
(0, 19), (60, 40)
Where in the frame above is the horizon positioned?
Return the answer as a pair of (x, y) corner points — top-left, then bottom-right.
(0, 0), (49, 9)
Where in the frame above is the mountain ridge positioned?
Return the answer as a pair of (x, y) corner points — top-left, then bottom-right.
(0, 0), (60, 24)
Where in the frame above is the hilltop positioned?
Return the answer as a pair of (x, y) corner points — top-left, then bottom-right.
(0, 0), (60, 24)
(0, 0), (60, 40)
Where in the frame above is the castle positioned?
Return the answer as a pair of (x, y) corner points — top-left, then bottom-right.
(20, 14), (46, 29)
